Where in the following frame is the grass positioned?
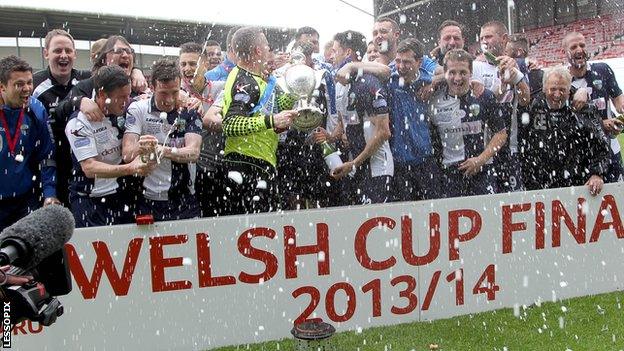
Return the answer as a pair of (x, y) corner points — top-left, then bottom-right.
(213, 291), (624, 351)
(213, 136), (624, 351)
(619, 134), (624, 163)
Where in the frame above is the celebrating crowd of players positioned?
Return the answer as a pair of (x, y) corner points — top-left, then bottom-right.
(0, 16), (622, 229)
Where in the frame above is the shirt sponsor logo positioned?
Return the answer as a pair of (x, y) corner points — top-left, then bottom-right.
(442, 121), (482, 135)
(74, 137), (91, 148)
(234, 93), (250, 104)
(101, 145), (121, 156)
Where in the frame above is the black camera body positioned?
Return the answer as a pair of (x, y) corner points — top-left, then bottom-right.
(3, 281), (64, 326)
(1, 248), (71, 327)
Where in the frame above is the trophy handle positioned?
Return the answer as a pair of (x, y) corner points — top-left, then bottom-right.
(276, 75), (290, 95)
(314, 70), (326, 90)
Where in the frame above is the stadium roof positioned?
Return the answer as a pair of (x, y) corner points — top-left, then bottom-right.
(0, 6), (296, 49)
(375, 0), (435, 18)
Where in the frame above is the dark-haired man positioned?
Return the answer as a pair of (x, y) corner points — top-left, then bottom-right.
(123, 58), (202, 221)
(204, 40), (223, 71)
(388, 38), (442, 201)
(277, 40), (340, 209)
(65, 65), (152, 228)
(473, 20), (530, 193)
(331, 30), (394, 204)
(429, 49), (507, 197)
(505, 35), (543, 98)
(372, 17), (401, 67)
(0, 56), (58, 231)
(295, 27), (320, 53)
(431, 20), (466, 66)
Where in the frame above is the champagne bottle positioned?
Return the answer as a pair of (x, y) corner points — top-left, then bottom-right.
(321, 141), (343, 172)
(615, 114), (624, 133)
(483, 51), (500, 66)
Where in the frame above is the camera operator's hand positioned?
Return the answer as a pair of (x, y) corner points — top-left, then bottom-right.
(0, 266), (32, 286)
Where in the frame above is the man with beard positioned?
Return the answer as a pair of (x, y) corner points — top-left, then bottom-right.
(372, 17), (437, 74)
(388, 38), (443, 201)
(519, 66), (609, 195)
(0, 56), (58, 231)
(65, 65), (153, 228)
(420, 20), (471, 101)
(429, 49), (507, 197)
(330, 30), (394, 204)
(563, 31), (624, 183)
(338, 18), (436, 100)
(123, 59), (202, 221)
(372, 17), (400, 67)
(473, 20), (530, 193)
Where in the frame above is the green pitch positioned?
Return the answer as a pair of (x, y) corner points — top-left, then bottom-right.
(213, 290), (624, 351)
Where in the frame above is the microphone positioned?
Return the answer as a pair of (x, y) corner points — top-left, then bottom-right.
(0, 205), (75, 270)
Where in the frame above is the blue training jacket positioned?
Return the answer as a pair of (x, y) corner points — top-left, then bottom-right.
(387, 64), (434, 165)
(0, 97), (56, 199)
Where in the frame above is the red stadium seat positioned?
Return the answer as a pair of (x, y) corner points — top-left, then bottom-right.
(517, 13), (624, 67)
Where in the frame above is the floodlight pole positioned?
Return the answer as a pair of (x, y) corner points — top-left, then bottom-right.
(507, 0), (515, 34)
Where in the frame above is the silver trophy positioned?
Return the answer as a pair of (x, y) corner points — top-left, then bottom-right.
(277, 52), (325, 132)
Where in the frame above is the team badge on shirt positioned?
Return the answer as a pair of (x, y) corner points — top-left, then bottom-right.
(372, 89), (387, 108)
(593, 79), (603, 90)
(469, 103), (481, 117)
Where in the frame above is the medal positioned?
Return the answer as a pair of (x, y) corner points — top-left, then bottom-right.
(0, 108), (25, 159)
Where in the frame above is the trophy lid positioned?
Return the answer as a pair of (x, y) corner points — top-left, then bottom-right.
(284, 64), (317, 97)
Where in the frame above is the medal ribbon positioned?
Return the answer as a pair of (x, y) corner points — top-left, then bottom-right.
(0, 108), (25, 156)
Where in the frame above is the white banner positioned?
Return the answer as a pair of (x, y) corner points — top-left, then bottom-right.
(9, 184), (624, 350)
